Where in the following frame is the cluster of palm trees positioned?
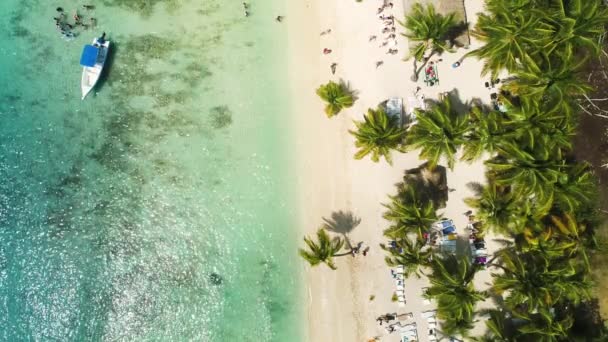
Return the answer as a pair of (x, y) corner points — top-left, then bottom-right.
(303, 0), (608, 339)
(385, 0), (608, 340)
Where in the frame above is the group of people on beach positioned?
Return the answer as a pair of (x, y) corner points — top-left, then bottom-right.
(375, 0), (397, 56)
(54, 5), (96, 40)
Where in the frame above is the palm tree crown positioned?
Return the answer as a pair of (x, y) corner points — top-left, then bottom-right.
(299, 228), (346, 270)
(400, 3), (459, 61)
(350, 106), (407, 164)
(383, 187), (438, 239)
(406, 96), (469, 169)
(426, 255), (486, 326)
(316, 80), (355, 117)
(381, 237), (433, 279)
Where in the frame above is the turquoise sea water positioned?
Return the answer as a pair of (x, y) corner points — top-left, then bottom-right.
(0, 0), (301, 340)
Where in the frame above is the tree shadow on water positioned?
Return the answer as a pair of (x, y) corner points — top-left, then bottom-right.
(322, 210), (362, 249)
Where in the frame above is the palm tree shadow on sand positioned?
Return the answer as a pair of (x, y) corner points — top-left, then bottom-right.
(399, 162), (448, 209)
(322, 210), (361, 249)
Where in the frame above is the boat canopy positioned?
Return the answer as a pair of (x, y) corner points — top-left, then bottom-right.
(80, 45), (99, 67)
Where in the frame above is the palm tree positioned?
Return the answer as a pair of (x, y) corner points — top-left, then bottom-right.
(381, 236), (433, 279)
(486, 143), (567, 207)
(315, 80), (355, 117)
(542, 0), (608, 58)
(462, 107), (511, 162)
(502, 55), (592, 112)
(549, 214), (598, 272)
(491, 249), (592, 312)
(502, 97), (574, 155)
(299, 228), (349, 270)
(464, 182), (521, 235)
(400, 3), (459, 80)
(513, 307), (574, 342)
(440, 315), (475, 339)
(469, 5), (549, 77)
(426, 255), (486, 325)
(350, 107), (407, 164)
(383, 187), (438, 239)
(552, 162), (597, 213)
(478, 309), (516, 342)
(406, 97), (469, 169)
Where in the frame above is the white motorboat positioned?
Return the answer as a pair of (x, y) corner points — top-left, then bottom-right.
(80, 34), (110, 100)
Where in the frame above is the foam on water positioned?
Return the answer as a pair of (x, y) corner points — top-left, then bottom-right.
(0, 0), (301, 340)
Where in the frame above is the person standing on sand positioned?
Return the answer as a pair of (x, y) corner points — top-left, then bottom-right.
(330, 63), (337, 74)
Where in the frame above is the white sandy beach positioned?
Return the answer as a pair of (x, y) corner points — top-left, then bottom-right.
(287, 0), (499, 340)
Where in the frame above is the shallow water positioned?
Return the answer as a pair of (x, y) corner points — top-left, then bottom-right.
(0, 0), (301, 340)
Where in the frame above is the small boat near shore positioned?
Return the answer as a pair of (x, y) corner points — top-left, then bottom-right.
(80, 33), (110, 100)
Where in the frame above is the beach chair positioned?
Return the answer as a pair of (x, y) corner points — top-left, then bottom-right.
(397, 312), (414, 321)
(421, 310), (437, 318)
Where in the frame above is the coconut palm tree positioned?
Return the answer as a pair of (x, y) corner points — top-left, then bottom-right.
(399, 3), (459, 80)
(549, 214), (599, 272)
(349, 107), (407, 164)
(477, 309), (517, 342)
(502, 55), (592, 112)
(299, 228), (349, 270)
(464, 182), (521, 235)
(491, 249), (593, 312)
(542, 0), (608, 58)
(552, 162), (597, 213)
(383, 187), (438, 239)
(381, 236), (433, 279)
(315, 80), (355, 117)
(440, 316), (475, 339)
(426, 255), (486, 325)
(513, 307), (574, 342)
(486, 142), (568, 207)
(502, 97), (574, 155)
(406, 97), (469, 169)
(469, 5), (549, 77)
(462, 107), (511, 162)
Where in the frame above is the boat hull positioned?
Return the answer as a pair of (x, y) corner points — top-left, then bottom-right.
(81, 39), (110, 100)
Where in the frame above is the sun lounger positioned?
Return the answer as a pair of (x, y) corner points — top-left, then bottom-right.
(396, 284), (404, 290)
(397, 312), (414, 321)
(421, 310), (437, 318)
(399, 323), (419, 342)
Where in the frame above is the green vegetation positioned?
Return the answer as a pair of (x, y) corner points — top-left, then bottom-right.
(315, 80), (355, 118)
(381, 236), (433, 279)
(400, 3), (460, 80)
(382, 187), (438, 238)
(406, 96), (469, 169)
(426, 255), (486, 337)
(349, 107), (407, 164)
(298, 228), (349, 270)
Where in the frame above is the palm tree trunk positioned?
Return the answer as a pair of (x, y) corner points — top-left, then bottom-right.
(414, 51), (435, 81)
